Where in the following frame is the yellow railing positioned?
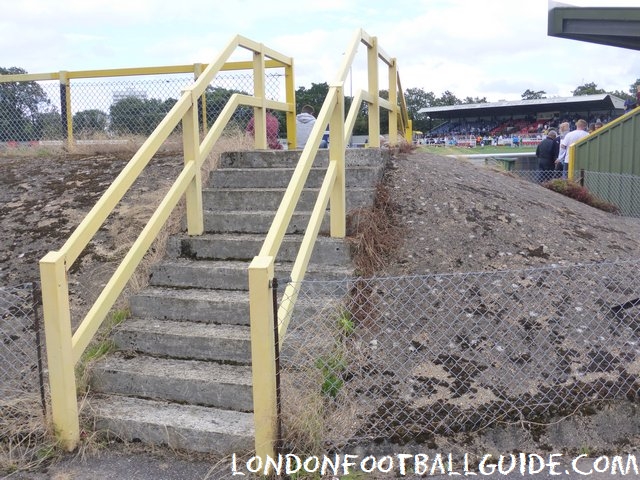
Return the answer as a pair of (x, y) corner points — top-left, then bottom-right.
(248, 28), (410, 460)
(39, 35), (295, 451)
(0, 60), (288, 149)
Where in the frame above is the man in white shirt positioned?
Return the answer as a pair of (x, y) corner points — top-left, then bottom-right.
(559, 119), (589, 177)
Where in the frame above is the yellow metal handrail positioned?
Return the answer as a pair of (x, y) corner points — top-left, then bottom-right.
(248, 27), (409, 460)
(39, 34), (295, 451)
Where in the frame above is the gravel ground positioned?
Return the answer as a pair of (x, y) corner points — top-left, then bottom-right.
(3, 148), (640, 478)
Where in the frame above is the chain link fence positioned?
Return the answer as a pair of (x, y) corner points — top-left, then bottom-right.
(498, 169), (640, 218)
(278, 259), (640, 452)
(0, 71), (284, 144)
(0, 282), (47, 452)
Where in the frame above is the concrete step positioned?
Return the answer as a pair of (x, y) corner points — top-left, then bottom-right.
(218, 149), (389, 169)
(129, 287), (249, 325)
(90, 353), (253, 411)
(209, 166), (383, 189)
(111, 319), (251, 364)
(149, 259), (354, 291)
(167, 233), (352, 265)
(202, 187), (376, 211)
(203, 209), (330, 234)
(89, 394), (254, 454)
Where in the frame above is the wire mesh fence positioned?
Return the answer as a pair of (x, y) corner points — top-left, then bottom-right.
(0, 71), (284, 144)
(502, 169), (640, 218)
(0, 282), (47, 424)
(278, 259), (640, 452)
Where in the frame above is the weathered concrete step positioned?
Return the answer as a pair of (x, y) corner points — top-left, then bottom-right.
(167, 233), (352, 265)
(112, 319), (251, 364)
(150, 259), (354, 290)
(218, 149), (389, 169)
(203, 187), (375, 211)
(91, 353), (253, 411)
(203, 210), (329, 234)
(89, 394), (254, 454)
(129, 287), (249, 325)
(209, 166), (383, 189)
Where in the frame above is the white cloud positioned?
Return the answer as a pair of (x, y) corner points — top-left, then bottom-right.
(1, 0), (638, 102)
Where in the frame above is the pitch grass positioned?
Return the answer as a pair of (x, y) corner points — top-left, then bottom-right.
(417, 144), (536, 156)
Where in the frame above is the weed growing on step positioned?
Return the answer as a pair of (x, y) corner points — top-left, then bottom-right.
(346, 181), (404, 277)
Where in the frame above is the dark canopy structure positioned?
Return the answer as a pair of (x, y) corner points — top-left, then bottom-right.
(547, 1), (640, 52)
(418, 94), (624, 120)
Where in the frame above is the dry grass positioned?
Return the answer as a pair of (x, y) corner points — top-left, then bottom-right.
(0, 395), (60, 475)
(346, 181), (404, 277)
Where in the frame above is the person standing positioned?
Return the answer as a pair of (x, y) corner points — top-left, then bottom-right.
(560, 118), (589, 176)
(246, 111), (282, 149)
(554, 121), (570, 177)
(295, 105), (327, 149)
(535, 130), (559, 182)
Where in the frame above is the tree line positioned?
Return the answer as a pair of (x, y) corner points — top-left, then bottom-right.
(1, 66), (639, 141)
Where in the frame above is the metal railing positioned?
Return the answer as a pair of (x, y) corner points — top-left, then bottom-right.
(38, 35), (295, 451)
(0, 63), (284, 148)
(248, 28), (411, 460)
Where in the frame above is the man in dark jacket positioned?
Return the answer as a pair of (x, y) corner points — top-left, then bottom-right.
(536, 130), (559, 182)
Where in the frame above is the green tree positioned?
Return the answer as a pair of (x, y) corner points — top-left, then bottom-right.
(572, 82), (606, 96)
(109, 96), (175, 136)
(295, 82), (330, 115)
(434, 90), (460, 106)
(36, 108), (63, 140)
(462, 96), (488, 104)
(73, 109), (108, 136)
(521, 89), (547, 100)
(202, 86), (251, 130)
(0, 66), (52, 141)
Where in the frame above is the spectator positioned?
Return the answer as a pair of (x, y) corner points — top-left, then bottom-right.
(560, 118), (589, 176)
(246, 111), (282, 149)
(295, 104), (328, 149)
(536, 130), (559, 182)
(554, 121), (570, 175)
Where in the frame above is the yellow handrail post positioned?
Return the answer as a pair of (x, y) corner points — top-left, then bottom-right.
(252, 50), (267, 149)
(248, 255), (277, 461)
(193, 63), (208, 134)
(39, 251), (79, 451)
(367, 37), (380, 148)
(59, 71), (74, 151)
(329, 84), (346, 238)
(285, 62), (297, 150)
(388, 59), (398, 146)
(182, 89), (204, 235)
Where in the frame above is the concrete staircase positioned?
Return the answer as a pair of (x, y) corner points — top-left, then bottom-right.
(86, 148), (387, 454)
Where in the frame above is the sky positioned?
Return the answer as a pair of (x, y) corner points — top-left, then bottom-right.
(2, 0), (640, 103)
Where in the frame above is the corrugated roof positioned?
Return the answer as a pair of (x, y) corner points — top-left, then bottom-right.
(418, 94), (625, 119)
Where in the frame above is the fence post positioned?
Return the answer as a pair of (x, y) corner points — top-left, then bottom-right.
(59, 71), (73, 150)
(329, 85), (346, 238)
(193, 63), (208, 134)
(182, 89), (204, 235)
(39, 251), (79, 451)
(252, 50), (267, 149)
(284, 63), (296, 151)
(248, 255), (277, 461)
(388, 59), (398, 146)
(367, 36), (380, 148)
(580, 168), (585, 187)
